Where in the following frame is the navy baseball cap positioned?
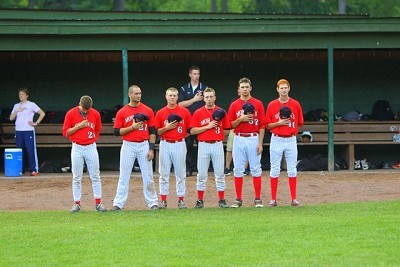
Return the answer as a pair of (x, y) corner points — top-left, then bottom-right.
(167, 114), (183, 123)
(242, 102), (255, 114)
(212, 108), (227, 121)
(134, 113), (149, 122)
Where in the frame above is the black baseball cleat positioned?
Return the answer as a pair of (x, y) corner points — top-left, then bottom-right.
(159, 201), (167, 209)
(231, 199), (243, 208)
(194, 199), (204, 208)
(291, 199), (301, 206)
(95, 203), (107, 212)
(150, 205), (159, 211)
(178, 200), (188, 209)
(269, 200), (278, 207)
(70, 203), (81, 213)
(218, 199), (229, 208)
(110, 205), (122, 211)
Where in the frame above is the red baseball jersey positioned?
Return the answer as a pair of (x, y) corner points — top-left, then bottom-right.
(227, 97), (267, 134)
(265, 98), (304, 136)
(189, 105), (230, 142)
(113, 103), (156, 142)
(62, 106), (102, 145)
(155, 105), (191, 141)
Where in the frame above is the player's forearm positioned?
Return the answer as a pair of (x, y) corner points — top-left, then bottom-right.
(267, 121), (280, 130)
(149, 134), (156, 144)
(190, 127), (207, 135)
(9, 112), (16, 121)
(119, 126), (134, 136)
(66, 125), (80, 136)
(36, 110), (45, 124)
(157, 127), (168, 135)
(258, 128), (265, 146)
(231, 119), (242, 129)
(178, 99), (193, 108)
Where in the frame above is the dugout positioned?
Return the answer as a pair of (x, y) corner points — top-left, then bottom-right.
(1, 9), (400, 171)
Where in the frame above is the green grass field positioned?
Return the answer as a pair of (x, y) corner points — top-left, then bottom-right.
(1, 200), (399, 266)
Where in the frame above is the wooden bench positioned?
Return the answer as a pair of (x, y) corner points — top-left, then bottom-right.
(297, 121), (400, 170)
(2, 121), (399, 171)
(0, 123), (122, 148)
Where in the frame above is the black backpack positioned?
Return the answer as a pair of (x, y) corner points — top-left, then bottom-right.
(371, 100), (394, 121)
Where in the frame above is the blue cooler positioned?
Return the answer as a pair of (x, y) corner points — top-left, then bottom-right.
(4, 148), (23, 177)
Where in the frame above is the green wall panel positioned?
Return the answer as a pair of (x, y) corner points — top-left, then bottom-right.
(1, 60), (399, 116)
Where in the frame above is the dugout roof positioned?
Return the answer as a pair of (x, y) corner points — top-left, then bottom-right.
(0, 9), (400, 51)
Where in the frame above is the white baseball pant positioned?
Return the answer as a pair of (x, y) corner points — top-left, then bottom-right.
(113, 140), (158, 209)
(158, 140), (187, 197)
(71, 143), (102, 201)
(269, 135), (298, 178)
(196, 141), (226, 192)
(233, 135), (262, 177)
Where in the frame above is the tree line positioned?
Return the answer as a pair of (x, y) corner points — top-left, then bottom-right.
(1, 0), (400, 17)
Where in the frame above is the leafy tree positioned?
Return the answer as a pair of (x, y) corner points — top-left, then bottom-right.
(0, 0), (399, 17)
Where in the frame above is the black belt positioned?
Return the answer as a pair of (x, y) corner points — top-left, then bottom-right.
(273, 134), (295, 138)
(199, 140), (221, 143)
(235, 133), (258, 137)
(161, 139), (184, 143)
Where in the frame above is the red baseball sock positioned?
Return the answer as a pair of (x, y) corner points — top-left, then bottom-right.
(289, 177), (297, 200)
(95, 198), (101, 205)
(75, 200), (81, 205)
(197, 190), (204, 200)
(234, 177), (243, 200)
(270, 177), (278, 200)
(253, 176), (262, 199)
(161, 195), (167, 202)
(178, 196), (184, 201)
(218, 191), (225, 200)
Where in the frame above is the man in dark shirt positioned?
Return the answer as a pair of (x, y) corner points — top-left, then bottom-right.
(178, 66), (207, 176)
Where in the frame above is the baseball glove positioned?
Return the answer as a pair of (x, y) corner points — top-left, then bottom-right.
(279, 106), (292, 119)
(134, 113), (149, 122)
(242, 102), (255, 115)
(167, 113), (183, 123)
(212, 108), (227, 121)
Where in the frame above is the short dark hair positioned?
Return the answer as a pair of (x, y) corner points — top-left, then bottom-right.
(18, 87), (29, 95)
(189, 66), (200, 73)
(203, 87), (215, 95)
(80, 95), (93, 110)
(238, 77), (251, 86)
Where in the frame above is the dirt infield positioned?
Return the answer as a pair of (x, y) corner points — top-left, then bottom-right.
(0, 170), (399, 211)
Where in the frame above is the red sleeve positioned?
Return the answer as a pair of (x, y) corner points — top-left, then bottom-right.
(295, 101), (304, 128)
(189, 109), (200, 129)
(265, 100), (279, 125)
(228, 100), (240, 123)
(147, 106), (156, 128)
(62, 109), (74, 137)
(94, 110), (102, 141)
(221, 114), (231, 129)
(155, 108), (165, 130)
(113, 106), (126, 129)
(255, 100), (267, 129)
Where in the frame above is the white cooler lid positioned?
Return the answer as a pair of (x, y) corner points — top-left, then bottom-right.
(4, 148), (22, 152)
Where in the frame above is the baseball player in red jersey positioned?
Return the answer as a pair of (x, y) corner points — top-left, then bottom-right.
(228, 77), (267, 208)
(111, 85), (159, 211)
(189, 88), (231, 208)
(265, 79), (304, 207)
(155, 87), (192, 209)
(62, 95), (107, 213)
